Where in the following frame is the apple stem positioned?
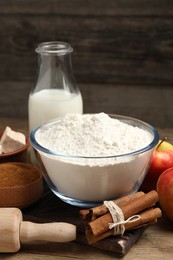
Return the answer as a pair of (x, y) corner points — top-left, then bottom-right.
(156, 137), (167, 150)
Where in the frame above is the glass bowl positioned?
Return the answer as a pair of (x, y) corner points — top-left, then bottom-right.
(30, 114), (159, 208)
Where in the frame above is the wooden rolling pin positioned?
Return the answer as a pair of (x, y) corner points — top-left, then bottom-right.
(0, 208), (76, 253)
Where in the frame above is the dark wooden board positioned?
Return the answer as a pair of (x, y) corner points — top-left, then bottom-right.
(1, 0), (173, 16)
(0, 1), (173, 128)
(0, 16), (173, 86)
(1, 81), (173, 129)
(0, 1), (173, 86)
(22, 187), (146, 257)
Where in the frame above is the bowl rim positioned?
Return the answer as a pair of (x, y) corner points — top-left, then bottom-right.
(30, 114), (160, 159)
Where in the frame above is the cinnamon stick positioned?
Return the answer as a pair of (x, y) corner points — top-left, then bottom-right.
(88, 190), (159, 237)
(86, 219), (156, 245)
(86, 207), (162, 244)
(125, 207), (161, 230)
(80, 191), (144, 221)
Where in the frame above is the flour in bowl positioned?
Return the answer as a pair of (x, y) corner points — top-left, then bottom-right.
(35, 113), (153, 157)
(33, 113), (157, 203)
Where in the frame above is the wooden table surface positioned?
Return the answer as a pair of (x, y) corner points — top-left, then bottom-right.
(0, 117), (173, 260)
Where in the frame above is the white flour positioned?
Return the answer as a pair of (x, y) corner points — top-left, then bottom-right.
(36, 112), (152, 157)
(34, 113), (155, 202)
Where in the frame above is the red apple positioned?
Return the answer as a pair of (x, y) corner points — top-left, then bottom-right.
(157, 167), (173, 221)
(140, 139), (173, 192)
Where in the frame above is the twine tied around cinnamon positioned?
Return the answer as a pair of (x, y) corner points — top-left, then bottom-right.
(104, 200), (141, 235)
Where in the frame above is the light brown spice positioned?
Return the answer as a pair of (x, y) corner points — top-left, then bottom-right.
(0, 163), (41, 187)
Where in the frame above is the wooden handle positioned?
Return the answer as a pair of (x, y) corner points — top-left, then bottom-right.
(20, 221), (76, 243)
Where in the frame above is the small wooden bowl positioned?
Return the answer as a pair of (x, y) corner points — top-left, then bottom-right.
(0, 131), (30, 163)
(0, 162), (43, 209)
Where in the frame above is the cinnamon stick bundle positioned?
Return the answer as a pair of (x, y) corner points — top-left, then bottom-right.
(80, 191), (144, 221)
(80, 190), (162, 244)
(86, 208), (161, 244)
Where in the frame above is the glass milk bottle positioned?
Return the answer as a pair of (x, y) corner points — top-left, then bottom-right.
(28, 41), (83, 132)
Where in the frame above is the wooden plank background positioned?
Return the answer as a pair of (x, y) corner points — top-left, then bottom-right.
(0, 0), (173, 128)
